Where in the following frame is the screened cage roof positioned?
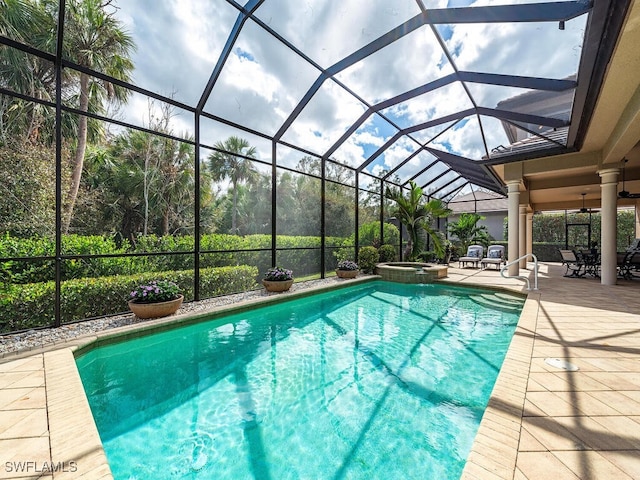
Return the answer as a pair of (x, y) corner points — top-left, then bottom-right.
(3, 0), (626, 200)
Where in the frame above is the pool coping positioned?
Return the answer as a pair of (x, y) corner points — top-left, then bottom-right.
(460, 291), (539, 479)
(5, 275), (532, 479)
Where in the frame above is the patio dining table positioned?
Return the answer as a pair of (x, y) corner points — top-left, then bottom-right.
(580, 250), (600, 277)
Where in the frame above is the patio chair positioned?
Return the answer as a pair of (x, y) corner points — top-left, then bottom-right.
(616, 241), (640, 279)
(618, 251), (640, 279)
(559, 249), (585, 277)
(459, 245), (484, 269)
(480, 245), (505, 270)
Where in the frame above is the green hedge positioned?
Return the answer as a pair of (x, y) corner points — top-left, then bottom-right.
(0, 233), (352, 284)
(0, 265), (258, 333)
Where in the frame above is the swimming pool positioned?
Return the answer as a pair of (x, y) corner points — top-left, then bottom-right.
(76, 280), (524, 480)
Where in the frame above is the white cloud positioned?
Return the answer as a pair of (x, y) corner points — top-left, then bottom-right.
(336, 26), (451, 105)
(115, 0), (237, 106)
(353, 131), (385, 148)
(253, 0), (422, 68)
(371, 164), (386, 177)
(223, 54), (280, 103)
(432, 118), (486, 160)
(108, 0), (588, 188)
(279, 80), (369, 155)
(381, 137), (417, 170)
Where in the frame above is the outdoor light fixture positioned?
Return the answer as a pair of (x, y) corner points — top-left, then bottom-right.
(559, 20), (565, 30)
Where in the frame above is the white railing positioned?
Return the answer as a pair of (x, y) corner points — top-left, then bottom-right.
(500, 253), (538, 290)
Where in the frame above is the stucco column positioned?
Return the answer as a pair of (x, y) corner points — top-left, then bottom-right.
(519, 205), (527, 269)
(507, 181), (520, 276)
(635, 199), (640, 238)
(527, 210), (534, 263)
(599, 168), (619, 285)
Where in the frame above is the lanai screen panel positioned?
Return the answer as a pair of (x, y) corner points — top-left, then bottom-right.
(106, 0), (236, 107)
(1, 0), (617, 198)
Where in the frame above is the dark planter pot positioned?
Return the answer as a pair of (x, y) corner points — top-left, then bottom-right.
(336, 269), (358, 279)
(128, 295), (184, 319)
(262, 279), (293, 292)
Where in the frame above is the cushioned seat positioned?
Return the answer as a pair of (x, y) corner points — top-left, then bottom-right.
(458, 245), (484, 268)
(481, 245), (505, 270)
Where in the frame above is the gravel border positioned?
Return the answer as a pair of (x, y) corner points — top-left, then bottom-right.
(0, 277), (345, 357)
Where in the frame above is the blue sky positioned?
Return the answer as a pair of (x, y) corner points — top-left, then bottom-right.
(112, 0), (586, 182)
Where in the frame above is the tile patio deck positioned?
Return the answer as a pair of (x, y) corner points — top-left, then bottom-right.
(0, 262), (638, 479)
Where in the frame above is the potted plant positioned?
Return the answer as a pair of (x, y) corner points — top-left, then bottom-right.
(336, 260), (359, 279)
(262, 266), (294, 292)
(127, 280), (183, 319)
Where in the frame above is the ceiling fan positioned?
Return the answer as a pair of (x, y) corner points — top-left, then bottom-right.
(571, 193), (599, 214)
(619, 158), (640, 199)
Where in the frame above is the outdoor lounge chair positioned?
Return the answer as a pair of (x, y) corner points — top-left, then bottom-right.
(559, 249), (585, 277)
(459, 245), (484, 268)
(481, 245), (505, 270)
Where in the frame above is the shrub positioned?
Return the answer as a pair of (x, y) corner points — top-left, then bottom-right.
(0, 265), (258, 333)
(358, 221), (400, 248)
(416, 251), (436, 262)
(378, 244), (397, 262)
(358, 246), (379, 274)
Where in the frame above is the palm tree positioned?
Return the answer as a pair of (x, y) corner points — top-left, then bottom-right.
(61, 0), (135, 233)
(385, 181), (451, 260)
(448, 212), (490, 254)
(421, 197), (451, 256)
(0, 0), (58, 144)
(207, 136), (257, 234)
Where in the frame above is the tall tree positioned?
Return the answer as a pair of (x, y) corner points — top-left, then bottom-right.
(385, 181), (450, 259)
(207, 136), (257, 234)
(0, 0), (59, 145)
(61, 0), (135, 233)
(82, 129), (196, 242)
(293, 156), (354, 237)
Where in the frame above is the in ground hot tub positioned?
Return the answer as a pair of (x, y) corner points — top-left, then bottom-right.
(375, 262), (448, 283)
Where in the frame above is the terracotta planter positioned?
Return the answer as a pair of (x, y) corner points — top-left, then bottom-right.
(262, 279), (293, 292)
(336, 269), (358, 279)
(128, 295), (184, 319)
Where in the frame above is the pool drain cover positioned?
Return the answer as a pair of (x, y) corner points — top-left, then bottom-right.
(545, 358), (579, 371)
(173, 432), (213, 474)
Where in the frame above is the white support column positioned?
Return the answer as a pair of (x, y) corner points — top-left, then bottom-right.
(599, 168), (619, 285)
(519, 205), (527, 269)
(635, 199), (640, 239)
(527, 210), (534, 263)
(507, 181), (520, 276)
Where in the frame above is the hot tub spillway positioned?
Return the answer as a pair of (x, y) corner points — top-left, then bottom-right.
(375, 262), (448, 283)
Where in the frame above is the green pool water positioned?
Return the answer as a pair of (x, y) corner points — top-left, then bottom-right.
(76, 280), (524, 480)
